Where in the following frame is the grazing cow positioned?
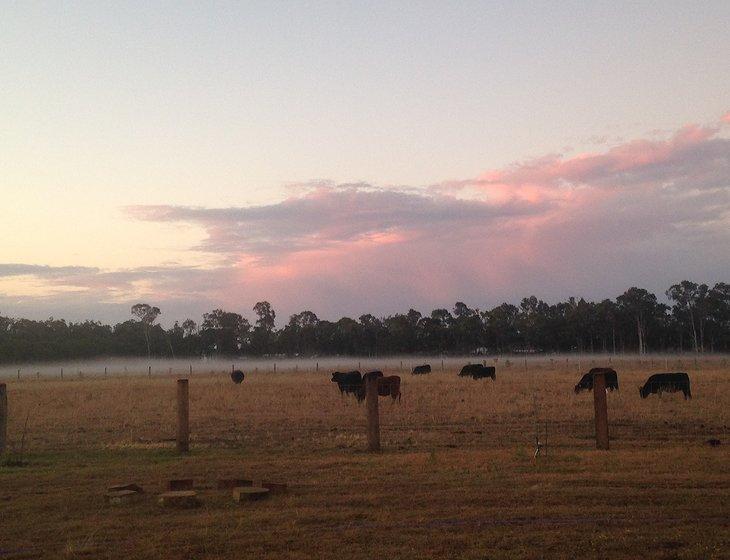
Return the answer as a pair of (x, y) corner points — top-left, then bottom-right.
(412, 364), (432, 375)
(574, 368), (619, 393)
(639, 372), (692, 399)
(378, 376), (401, 401)
(356, 371), (401, 402)
(230, 369), (245, 384)
(355, 371), (383, 402)
(331, 371), (363, 397)
(459, 364), (496, 380)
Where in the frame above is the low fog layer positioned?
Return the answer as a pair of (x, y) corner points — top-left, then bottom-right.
(2, 353), (725, 381)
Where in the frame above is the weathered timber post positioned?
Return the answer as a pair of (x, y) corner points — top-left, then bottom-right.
(273, 363), (276, 373)
(148, 366), (152, 378)
(316, 362), (319, 372)
(365, 373), (380, 452)
(176, 379), (190, 453)
(60, 367), (64, 380)
(0, 384), (7, 454)
(592, 371), (609, 450)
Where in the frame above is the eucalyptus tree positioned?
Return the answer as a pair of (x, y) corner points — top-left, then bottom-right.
(130, 303), (161, 358)
(201, 309), (250, 355)
(667, 281), (710, 353)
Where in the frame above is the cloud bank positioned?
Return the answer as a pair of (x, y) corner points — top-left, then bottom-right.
(2, 116), (729, 323)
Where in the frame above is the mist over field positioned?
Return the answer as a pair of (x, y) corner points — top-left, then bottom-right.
(3, 353), (727, 382)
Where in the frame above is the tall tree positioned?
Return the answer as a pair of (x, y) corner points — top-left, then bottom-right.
(616, 288), (662, 354)
(251, 301), (277, 355)
(201, 309), (250, 355)
(667, 281), (710, 353)
(130, 303), (161, 358)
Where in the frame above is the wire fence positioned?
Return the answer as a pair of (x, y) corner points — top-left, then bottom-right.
(1, 354), (727, 458)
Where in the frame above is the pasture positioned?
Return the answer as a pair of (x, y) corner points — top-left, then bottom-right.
(1, 357), (728, 559)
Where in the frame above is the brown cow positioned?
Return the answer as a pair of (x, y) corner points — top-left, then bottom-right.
(377, 375), (401, 402)
(356, 371), (401, 403)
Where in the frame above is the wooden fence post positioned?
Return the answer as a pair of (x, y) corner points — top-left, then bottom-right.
(365, 373), (380, 452)
(593, 372), (609, 450)
(176, 379), (190, 453)
(0, 384), (7, 454)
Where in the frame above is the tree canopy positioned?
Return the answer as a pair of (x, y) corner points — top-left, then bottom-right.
(1, 282), (729, 363)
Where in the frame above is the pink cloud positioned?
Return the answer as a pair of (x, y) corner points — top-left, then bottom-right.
(3, 115), (729, 323)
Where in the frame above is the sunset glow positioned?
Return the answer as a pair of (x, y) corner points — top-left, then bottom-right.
(1, 3), (729, 324)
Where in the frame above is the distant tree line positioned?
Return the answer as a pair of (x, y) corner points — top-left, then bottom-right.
(1, 281), (728, 363)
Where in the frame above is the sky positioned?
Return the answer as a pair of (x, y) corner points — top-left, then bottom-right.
(1, 2), (729, 326)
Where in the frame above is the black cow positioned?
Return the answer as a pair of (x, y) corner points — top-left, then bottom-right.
(574, 368), (619, 393)
(639, 372), (692, 399)
(230, 369), (245, 384)
(459, 364), (496, 380)
(331, 371), (363, 397)
(412, 364), (432, 375)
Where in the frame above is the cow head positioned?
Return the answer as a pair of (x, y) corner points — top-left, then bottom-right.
(331, 372), (342, 383)
(638, 385), (647, 399)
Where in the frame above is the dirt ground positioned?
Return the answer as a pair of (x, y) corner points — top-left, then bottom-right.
(1, 357), (728, 559)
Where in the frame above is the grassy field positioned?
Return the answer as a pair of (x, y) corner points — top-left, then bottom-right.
(1, 357), (728, 559)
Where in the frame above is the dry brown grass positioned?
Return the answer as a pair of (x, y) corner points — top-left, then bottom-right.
(1, 357), (728, 559)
